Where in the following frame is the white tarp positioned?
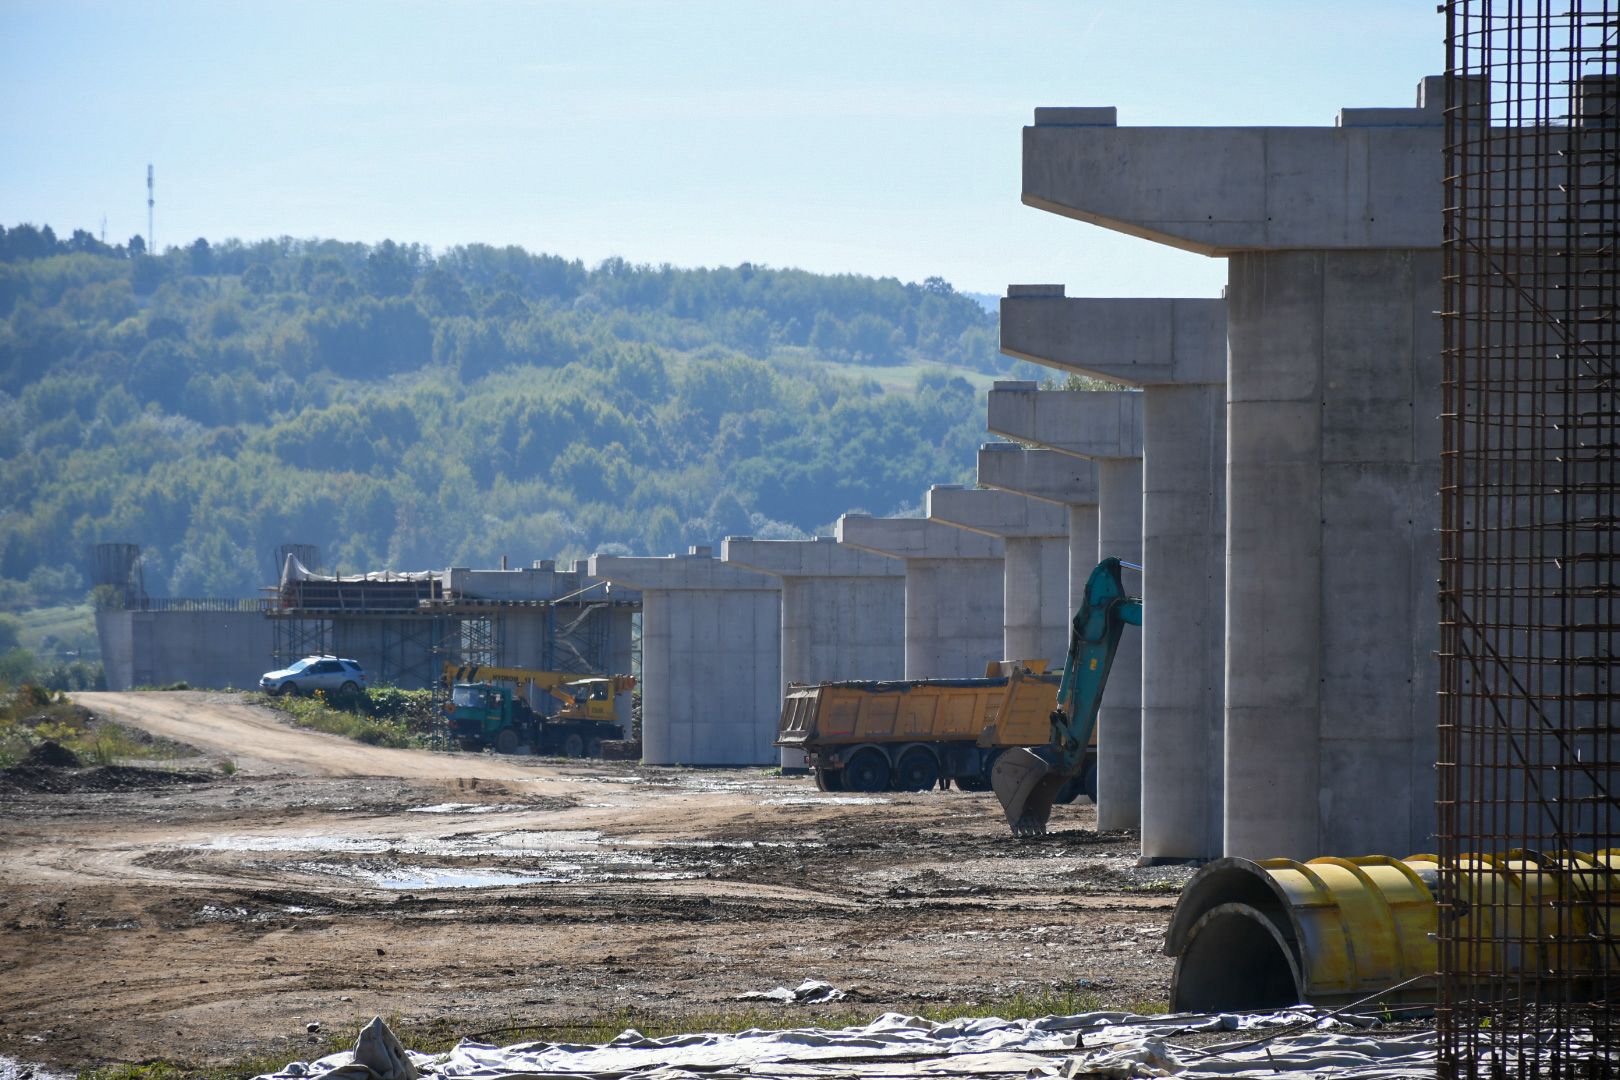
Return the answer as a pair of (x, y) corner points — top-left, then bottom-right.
(257, 1008), (1451, 1080)
(280, 555), (442, 589)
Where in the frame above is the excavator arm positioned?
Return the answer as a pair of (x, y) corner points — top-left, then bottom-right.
(991, 557), (1142, 836)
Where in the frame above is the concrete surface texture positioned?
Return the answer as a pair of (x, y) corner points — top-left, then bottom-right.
(835, 514), (1005, 679)
(1021, 78), (1445, 859)
(975, 444), (1102, 619)
(588, 549), (782, 766)
(999, 294), (1227, 860)
(721, 536), (906, 767)
(983, 384), (1145, 831)
(97, 608), (275, 691)
(924, 485), (1070, 668)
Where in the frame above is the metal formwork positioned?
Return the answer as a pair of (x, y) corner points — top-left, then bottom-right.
(1441, 4), (1618, 1076)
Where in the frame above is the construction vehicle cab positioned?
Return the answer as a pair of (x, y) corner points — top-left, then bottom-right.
(448, 682), (534, 755)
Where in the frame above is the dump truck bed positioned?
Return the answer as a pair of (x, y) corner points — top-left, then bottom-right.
(778, 669), (1060, 750)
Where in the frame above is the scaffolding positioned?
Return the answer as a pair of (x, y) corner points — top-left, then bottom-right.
(90, 543), (146, 609)
(264, 572), (637, 690)
(1441, 4), (1618, 1077)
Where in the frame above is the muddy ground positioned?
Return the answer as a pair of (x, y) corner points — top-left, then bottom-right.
(0, 692), (1191, 1072)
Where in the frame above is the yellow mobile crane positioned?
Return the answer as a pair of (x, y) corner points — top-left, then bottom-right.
(440, 663), (636, 756)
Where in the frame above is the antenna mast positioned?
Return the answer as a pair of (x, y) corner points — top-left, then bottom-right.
(146, 165), (154, 253)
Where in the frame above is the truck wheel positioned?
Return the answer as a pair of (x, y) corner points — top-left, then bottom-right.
(844, 749), (890, 793)
(586, 737), (603, 758)
(979, 749), (1004, 791)
(813, 767), (845, 793)
(894, 747), (939, 792)
(494, 728), (520, 755)
(563, 732), (585, 758)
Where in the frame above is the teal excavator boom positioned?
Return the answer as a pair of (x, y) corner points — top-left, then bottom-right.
(991, 556), (1142, 836)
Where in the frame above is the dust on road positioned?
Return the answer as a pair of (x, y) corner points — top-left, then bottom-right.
(0, 692), (1188, 1071)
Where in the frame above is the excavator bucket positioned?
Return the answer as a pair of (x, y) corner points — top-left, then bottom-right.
(992, 747), (1070, 837)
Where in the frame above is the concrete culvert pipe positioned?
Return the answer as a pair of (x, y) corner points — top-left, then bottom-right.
(1167, 855), (1439, 1012)
(1166, 851), (1620, 1012)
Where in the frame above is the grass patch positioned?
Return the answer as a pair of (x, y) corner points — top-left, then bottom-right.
(74, 989), (1171, 1079)
(395, 988), (1156, 1048)
(13, 600), (97, 655)
(252, 688), (442, 749)
(0, 683), (194, 767)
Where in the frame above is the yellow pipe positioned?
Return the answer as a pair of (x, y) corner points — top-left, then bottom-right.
(1166, 850), (1618, 1012)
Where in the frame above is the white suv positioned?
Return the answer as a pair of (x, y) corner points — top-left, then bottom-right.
(260, 656), (367, 698)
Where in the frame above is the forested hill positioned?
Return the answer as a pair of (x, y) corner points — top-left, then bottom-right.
(0, 224), (1030, 606)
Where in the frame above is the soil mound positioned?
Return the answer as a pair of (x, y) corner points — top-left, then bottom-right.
(0, 764), (214, 795)
(22, 740), (81, 768)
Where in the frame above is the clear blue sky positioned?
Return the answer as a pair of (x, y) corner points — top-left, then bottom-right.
(2, 1), (1440, 298)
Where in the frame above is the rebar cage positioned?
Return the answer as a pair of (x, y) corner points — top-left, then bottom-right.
(1441, 3), (1618, 1077)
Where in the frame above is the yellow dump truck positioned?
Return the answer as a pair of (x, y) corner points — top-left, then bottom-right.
(778, 660), (1095, 798)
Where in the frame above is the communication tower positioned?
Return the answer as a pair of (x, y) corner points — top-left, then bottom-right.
(146, 165), (154, 253)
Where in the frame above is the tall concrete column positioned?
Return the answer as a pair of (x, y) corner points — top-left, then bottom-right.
(975, 443), (1100, 622)
(835, 514), (1004, 678)
(1021, 79), (1445, 858)
(589, 548), (781, 766)
(985, 386), (1145, 830)
(925, 485), (1070, 666)
(721, 536), (905, 767)
(1001, 292), (1227, 860)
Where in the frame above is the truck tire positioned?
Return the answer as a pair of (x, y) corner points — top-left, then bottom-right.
(894, 746), (939, 792)
(813, 766), (845, 792)
(954, 748), (1000, 792)
(494, 728), (520, 755)
(563, 732), (585, 758)
(587, 737), (603, 758)
(844, 748), (890, 793)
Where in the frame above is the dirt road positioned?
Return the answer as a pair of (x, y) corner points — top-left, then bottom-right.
(0, 692), (1189, 1072)
(72, 691), (560, 780)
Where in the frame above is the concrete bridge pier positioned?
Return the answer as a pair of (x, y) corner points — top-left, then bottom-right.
(985, 386), (1145, 831)
(589, 549), (782, 766)
(1019, 81), (1445, 857)
(835, 514), (1004, 679)
(1001, 291), (1227, 861)
(975, 443), (1100, 622)
(925, 485), (1070, 668)
(721, 536), (906, 768)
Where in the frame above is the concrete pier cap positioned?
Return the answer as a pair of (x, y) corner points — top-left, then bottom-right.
(835, 513), (1005, 679)
(986, 383), (1144, 461)
(588, 548), (781, 767)
(924, 484), (1068, 541)
(721, 534), (903, 579)
(1022, 76), (1449, 256)
(835, 513), (1003, 561)
(1001, 288), (1226, 388)
(977, 443), (1099, 506)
